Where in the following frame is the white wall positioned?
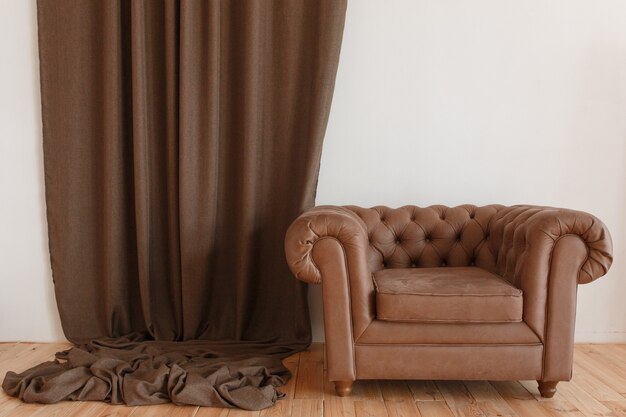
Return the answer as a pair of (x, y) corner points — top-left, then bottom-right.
(1, 0), (625, 343)
(0, 0), (64, 341)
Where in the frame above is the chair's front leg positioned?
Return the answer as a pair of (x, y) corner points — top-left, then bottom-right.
(538, 381), (558, 398)
(334, 381), (353, 397)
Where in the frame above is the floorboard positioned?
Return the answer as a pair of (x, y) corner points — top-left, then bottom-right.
(0, 343), (624, 416)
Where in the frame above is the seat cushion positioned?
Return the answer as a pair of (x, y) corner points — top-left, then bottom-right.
(373, 267), (523, 323)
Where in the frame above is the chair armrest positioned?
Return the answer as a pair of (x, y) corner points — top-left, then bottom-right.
(487, 205), (612, 381)
(488, 205), (612, 286)
(285, 205), (371, 285)
(285, 206), (375, 381)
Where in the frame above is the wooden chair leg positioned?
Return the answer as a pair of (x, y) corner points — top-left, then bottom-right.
(334, 380), (353, 397)
(537, 381), (558, 398)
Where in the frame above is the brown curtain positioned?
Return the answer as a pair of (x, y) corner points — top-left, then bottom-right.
(2, 0), (346, 410)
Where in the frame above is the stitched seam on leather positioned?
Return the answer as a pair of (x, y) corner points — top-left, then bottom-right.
(492, 208), (533, 267)
(456, 238), (472, 259)
(354, 342), (543, 347)
(407, 218), (429, 263)
(399, 221), (411, 239)
(376, 317), (524, 323)
(369, 242), (385, 264)
(375, 207), (399, 240)
(441, 217), (459, 236)
(428, 241), (445, 262)
(490, 270), (518, 287)
(460, 205), (474, 217)
(369, 208), (396, 266)
(393, 244), (412, 267)
(376, 292), (522, 297)
(379, 217), (402, 265)
(411, 220), (429, 240)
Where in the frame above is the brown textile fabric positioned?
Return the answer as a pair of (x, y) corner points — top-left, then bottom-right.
(2, 0), (347, 409)
(3, 335), (293, 409)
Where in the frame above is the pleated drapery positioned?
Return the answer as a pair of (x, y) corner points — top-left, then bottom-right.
(2, 0), (347, 410)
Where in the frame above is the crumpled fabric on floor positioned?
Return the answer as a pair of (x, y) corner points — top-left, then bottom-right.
(2, 336), (300, 410)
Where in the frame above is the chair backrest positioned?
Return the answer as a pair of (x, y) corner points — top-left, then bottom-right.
(345, 205), (504, 275)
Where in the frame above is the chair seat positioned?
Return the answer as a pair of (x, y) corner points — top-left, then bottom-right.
(373, 267), (523, 323)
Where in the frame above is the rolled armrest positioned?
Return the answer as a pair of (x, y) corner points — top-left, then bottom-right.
(488, 205), (612, 285)
(488, 205), (612, 381)
(285, 205), (371, 284)
(285, 205), (375, 378)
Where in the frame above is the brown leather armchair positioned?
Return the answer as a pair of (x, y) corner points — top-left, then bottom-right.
(284, 205), (613, 398)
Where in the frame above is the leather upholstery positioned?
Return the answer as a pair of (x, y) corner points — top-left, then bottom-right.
(285, 205), (375, 340)
(346, 205), (502, 273)
(357, 321), (540, 345)
(374, 267), (523, 323)
(284, 204), (613, 385)
(355, 345), (543, 381)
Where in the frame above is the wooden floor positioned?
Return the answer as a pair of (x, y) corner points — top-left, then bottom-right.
(1, 343), (626, 417)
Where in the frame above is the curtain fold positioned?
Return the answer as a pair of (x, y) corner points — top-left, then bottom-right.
(2, 0), (347, 409)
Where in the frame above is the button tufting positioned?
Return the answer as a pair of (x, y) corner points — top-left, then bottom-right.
(441, 261), (447, 267)
(469, 212), (475, 219)
(411, 262), (417, 267)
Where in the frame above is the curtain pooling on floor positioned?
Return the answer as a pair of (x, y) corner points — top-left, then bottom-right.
(3, 336), (295, 409)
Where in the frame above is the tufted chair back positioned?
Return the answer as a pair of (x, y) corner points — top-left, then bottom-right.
(345, 205), (505, 279)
